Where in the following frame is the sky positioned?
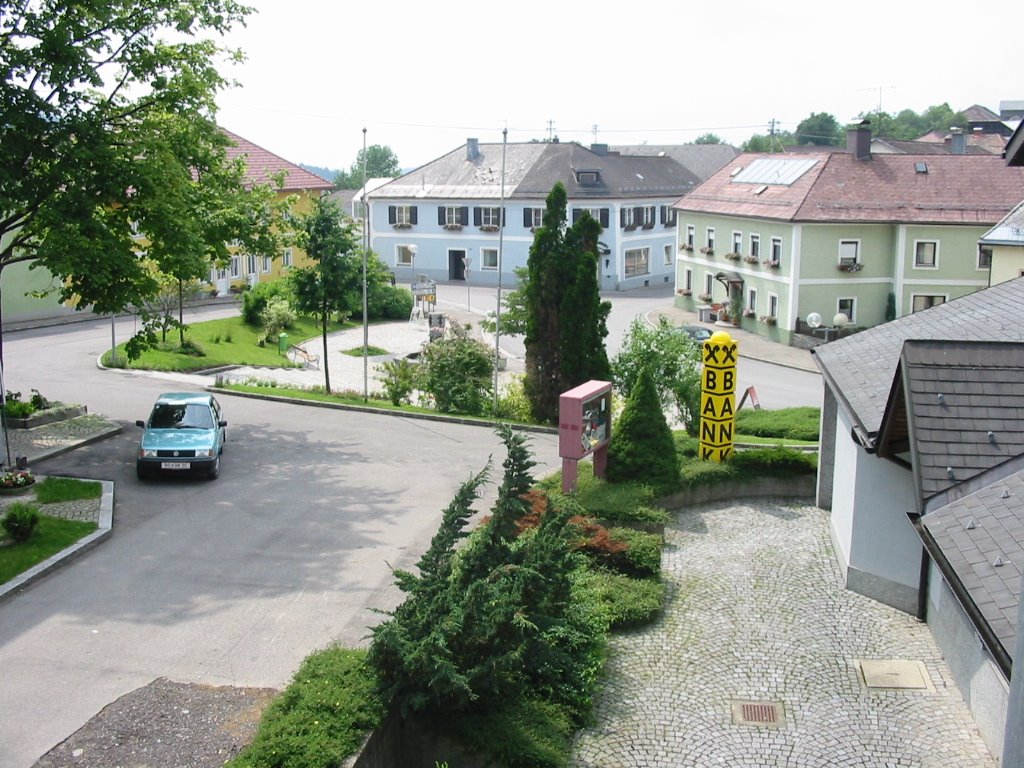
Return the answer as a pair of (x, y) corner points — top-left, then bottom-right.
(212, 0), (1019, 173)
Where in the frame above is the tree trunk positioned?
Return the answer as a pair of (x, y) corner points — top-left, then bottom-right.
(321, 308), (331, 394)
(178, 279), (184, 346)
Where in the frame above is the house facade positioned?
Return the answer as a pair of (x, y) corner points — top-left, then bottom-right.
(366, 140), (702, 293)
(672, 126), (1024, 342)
(813, 279), (1024, 762)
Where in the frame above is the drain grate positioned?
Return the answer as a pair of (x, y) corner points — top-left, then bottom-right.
(731, 700), (785, 727)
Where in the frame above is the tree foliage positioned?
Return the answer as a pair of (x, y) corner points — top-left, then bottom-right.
(607, 367), (679, 491)
(368, 427), (605, 721)
(524, 183), (611, 424)
(693, 133), (723, 144)
(0, 1), (286, 357)
(333, 145), (401, 189)
(611, 317), (703, 433)
(858, 103), (967, 140)
(795, 112), (843, 145)
(419, 322), (493, 415)
(288, 196), (361, 393)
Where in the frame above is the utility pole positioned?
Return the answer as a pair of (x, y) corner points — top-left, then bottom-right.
(547, 119), (555, 142)
(592, 124), (598, 143)
(768, 118), (778, 153)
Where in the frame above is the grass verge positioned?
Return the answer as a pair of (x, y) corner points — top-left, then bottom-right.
(34, 477), (102, 504)
(0, 515), (98, 584)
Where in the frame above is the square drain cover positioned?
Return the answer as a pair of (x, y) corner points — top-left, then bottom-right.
(730, 700), (785, 727)
(856, 659), (934, 691)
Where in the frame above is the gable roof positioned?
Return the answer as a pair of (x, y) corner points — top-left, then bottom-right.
(964, 104), (1003, 123)
(876, 340), (1024, 505)
(871, 138), (994, 155)
(813, 277), (1024, 445)
(222, 129), (334, 193)
(981, 199), (1024, 245)
(920, 460), (1024, 675)
(368, 141), (697, 202)
(610, 144), (739, 181)
(677, 151), (1024, 225)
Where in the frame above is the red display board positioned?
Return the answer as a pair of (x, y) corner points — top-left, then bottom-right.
(558, 380), (612, 492)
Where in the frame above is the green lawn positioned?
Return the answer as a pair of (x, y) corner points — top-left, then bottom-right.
(0, 515), (98, 584)
(103, 316), (352, 372)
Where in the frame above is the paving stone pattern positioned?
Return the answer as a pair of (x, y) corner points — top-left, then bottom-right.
(570, 501), (997, 767)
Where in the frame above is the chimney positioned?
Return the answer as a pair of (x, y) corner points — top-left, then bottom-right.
(950, 128), (967, 155)
(591, 143), (609, 156)
(846, 121), (872, 160)
(466, 138), (480, 161)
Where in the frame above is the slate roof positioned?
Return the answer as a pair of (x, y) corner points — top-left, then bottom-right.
(871, 138), (993, 155)
(964, 104), (1003, 123)
(610, 144), (739, 181)
(813, 277), (1024, 443)
(876, 341), (1024, 502)
(1007, 121), (1024, 166)
(921, 461), (1024, 669)
(222, 129), (334, 192)
(678, 151), (1024, 225)
(368, 141), (697, 202)
(981, 199), (1024, 245)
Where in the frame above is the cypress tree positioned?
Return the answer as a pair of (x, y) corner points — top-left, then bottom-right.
(607, 366), (680, 491)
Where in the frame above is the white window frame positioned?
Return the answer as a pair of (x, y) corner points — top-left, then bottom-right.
(704, 272), (714, 296)
(246, 253), (257, 276)
(530, 208), (543, 229)
(445, 206), (462, 227)
(481, 247), (499, 270)
(750, 234), (760, 259)
(230, 255), (240, 278)
(706, 227), (716, 251)
(837, 297), (856, 323)
(282, 247), (293, 268)
(732, 231), (743, 255)
(622, 207), (636, 229)
(624, 247), (650, 277)
(395, 205), (413, 226)
(914, 240), (939, 269)
(839, 239), (860, 267)
(481, 206), (501, 228)
(770, 237), (782, 266)
(684, 268), (693, 291)
(768, 293), (779, 319)
(664, 244), (673, 266)
(261, 255), (271, 273)
(686, 224), (695, 249)
(642, 206), (656, 228)
(911, 293), (947, 313)
(396, 244), (415, 267)
(747, 288), (757, 314)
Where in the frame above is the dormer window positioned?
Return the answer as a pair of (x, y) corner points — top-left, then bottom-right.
(575, 169), (601, 185)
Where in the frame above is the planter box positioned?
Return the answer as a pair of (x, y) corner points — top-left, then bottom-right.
(6, 404), (87, 430)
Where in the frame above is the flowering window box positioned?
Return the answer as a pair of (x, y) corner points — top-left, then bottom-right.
(743, 255), (760, 264)
(443, 223), (464, 231)
(678, 288), (692, 296)
(762, 259), (780, 269)
(680, 244), (694, 252)
(759, 315), (777, 326)
(392, 222), (412, 229)
(479, 225), (499, 232)
(743, 309), (756, 318)
(724, 252), (741, 261)
(837, 262), (863, 272)
(697, 293), (713, 303)
(699, 247), (714, 256)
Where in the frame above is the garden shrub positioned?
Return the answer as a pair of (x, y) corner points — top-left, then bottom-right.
(734, 406), (821, 442)
(493, 374), (532, 422)
(29, 388), (50, 410)
(176, 339), (205, 357)
(228, 647), (384, 768)
(729, 445), (817, 476)
(607, 367), (679, 492)
(2, 502), (40, 543)
(368, 284), (413, 320)
(3, 390), (36, 418)
(606, 527), (662, 578)
(418, 323), (493, 415)
(241, 279), (293, 326)
(377, 358), (419, 406)
(260, 296), (296, 341)
(580, 569), (664, 630)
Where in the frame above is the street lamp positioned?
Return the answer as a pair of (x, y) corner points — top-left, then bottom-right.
(408, 243), (417, 279)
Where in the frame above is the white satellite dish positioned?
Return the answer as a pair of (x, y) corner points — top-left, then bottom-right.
(806, 312), (822, 329)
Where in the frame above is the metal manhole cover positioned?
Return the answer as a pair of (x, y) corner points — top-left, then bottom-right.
(730, 700), (785, 727)
(856, 659), (934, 691)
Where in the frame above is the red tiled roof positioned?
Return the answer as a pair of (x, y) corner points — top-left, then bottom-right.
(221, 129), (334, 192)
(675, 151), (1024, 225)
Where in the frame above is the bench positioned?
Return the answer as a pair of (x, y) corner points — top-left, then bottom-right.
(288, 345), (320, 369)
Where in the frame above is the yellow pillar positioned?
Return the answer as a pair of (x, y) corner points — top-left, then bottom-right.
(699, 331), (738, 462)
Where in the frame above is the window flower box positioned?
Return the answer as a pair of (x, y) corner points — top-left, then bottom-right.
(479, 225), (499, 232)
(837, 262), (863, 272)
(759, 315), (777, 326)
(699, 247), (714, 256)
(697, 293), (713, 303)
(762, 259), (780, 269)
(443, 223), (463, 231)
(724, 252), (741, 261)
(743, 255), (760, 264)
(677, 288), (692, 296)
(679, 244), (694, 252)
(392, 222), (412, 229)
(743, 308), (756, 318)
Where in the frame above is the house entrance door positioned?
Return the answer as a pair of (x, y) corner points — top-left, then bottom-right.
(448, 249), (467, 281)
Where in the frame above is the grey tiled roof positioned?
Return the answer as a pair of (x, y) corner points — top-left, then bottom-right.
(885, 340), (1024, 500)
(814, 277), (1024, 440)
(610, 144), (739, 181)
(980, 199), (1024, 245)
(921, 463), (1024, 665)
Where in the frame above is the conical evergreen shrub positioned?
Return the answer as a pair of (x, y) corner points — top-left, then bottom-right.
(606, 367), (679, 491)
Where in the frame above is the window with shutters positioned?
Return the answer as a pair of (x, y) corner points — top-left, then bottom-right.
(476, 206), (502, 230)
(641, 205), (656, 229)
(388, 205), (416, 228)
(438, 205), (467, 230)
(660, 205), (677, 227)
(621, 207), (637, 230)
(524, 207), (543, 230)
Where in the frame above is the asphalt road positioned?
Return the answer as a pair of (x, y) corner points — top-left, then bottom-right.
(0, 312), (560, 768)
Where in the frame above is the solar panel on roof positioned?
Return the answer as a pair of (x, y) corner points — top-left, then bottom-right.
(731, 157), (817, 186)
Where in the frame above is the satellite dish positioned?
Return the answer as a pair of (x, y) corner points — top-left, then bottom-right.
(806, 312), (822, 329)
(833, 312), (849, 328)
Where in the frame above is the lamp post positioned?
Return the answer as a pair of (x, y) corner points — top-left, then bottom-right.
(493, 127), (507, 414)
(361, 127), (369, 402)
(409, 243), (417, 279)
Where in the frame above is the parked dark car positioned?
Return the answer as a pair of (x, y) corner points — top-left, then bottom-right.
(136, 393), (226, 480)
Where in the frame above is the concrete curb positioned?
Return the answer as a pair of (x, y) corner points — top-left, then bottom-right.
(22, 424), (124, 464)
(0, 477), (114, 602)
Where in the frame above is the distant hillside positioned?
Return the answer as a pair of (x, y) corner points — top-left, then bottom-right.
(301, 164), (340, 182)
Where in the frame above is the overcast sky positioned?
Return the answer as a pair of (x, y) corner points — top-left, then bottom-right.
(213, 0), (1018, 173)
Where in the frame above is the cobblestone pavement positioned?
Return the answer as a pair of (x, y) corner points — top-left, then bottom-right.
(570, 500), (996, 768)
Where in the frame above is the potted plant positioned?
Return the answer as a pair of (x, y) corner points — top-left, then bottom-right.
(724, 252), (741, 261)
(0, 468), (35, 495)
